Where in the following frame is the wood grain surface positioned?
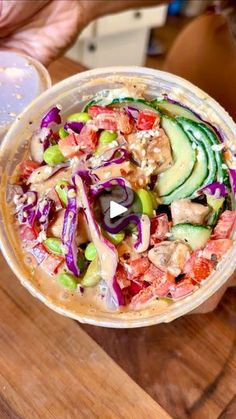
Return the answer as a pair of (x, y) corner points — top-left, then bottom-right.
(48, 57), (236, 419)
(0, 253), (169, 419)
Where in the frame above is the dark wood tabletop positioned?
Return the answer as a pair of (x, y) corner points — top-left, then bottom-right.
(0, 56), (235, 419)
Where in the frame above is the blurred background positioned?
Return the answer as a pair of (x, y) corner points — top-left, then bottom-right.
(65, 0), (211, 69)
(59, 0), (235, 121)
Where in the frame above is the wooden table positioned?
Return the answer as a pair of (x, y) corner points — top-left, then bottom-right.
(0, 57), (235, 419)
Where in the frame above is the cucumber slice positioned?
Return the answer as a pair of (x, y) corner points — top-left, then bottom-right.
(171, 223), (212, 250)
(83, 96), (157, 113)
(152, 99), (200, 122)
(163, 143), (208, 204)
(155, 116), (196, 196)
(198, 123), (229, 184)
(177, 117), (217, 189)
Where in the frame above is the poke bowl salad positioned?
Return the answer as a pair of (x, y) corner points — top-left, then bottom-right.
(1, 67), (236, 327)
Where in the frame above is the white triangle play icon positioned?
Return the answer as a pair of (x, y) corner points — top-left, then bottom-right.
(110, 201), (128, 219)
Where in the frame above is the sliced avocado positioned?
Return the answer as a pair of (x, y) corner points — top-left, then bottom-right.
(163, 143), (208, 204)
(198, 123), (229, 184)
(155, 116), (196, 197)
(171, 223), (212, 250)
(152, 99), (200, 122)
(177, 117), (217, 189)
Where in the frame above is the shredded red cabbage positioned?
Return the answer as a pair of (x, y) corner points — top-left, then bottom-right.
(62, 186), (80, 277)
(198, 181), (228, 198)
(124, 106), (139, 121)
(64, 121), (84, 134)
(93, 148), (130, 170)
(73, 174), (120, 307)
(36, 197), (53, 232)
(16, 191), (38, 226)
(229, 169), (236, 196)
(90, 177), (134, 208)
(41, 106), (61, 128)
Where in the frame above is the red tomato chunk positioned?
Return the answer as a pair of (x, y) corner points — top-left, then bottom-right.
(136, 110), (160, 130)
(184, 252), (214, 282)
(213, 210), (236, 239)
(130, 257), (150, 278)
(18, 160), (40, 178)
(202, 239), (233, 261)
(150, 214), (169, 245)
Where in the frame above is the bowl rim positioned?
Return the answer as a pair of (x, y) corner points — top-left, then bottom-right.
(0, 65), (236, 328)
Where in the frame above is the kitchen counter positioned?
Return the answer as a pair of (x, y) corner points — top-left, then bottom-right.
(0, 57), (235, 419)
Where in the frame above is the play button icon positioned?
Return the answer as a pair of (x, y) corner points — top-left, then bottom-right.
(110, 201), (128, 219)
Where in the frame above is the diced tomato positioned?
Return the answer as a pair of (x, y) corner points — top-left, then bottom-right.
(116, 264), (130, 289)
(150, 214), (169, 245)
(169, 277), (195, 299)
(213, 210), (236, 239)
(130, 257), (150, 279)
(58, 133), (82, 158)
(130, 271), (174, 308)
(136, 110), (160, 131)
(19, 225), (38, 242)
(88, 105), (115, 118)
(95, 115), (117, 131)
(18, 160), (41, 178)
(78, 125), (98, 153)
(41, 254), (63, 274)
(202, 239), (233, 261)
(128, 280), (146, 296)
(29, 243), (48, 264)
(142, 263), (166, 283)
(184, 252), (214, 282)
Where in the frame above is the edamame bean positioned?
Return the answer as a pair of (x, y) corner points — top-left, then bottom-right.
(67, 112), (91, 123)
(103, 230), (125, 245)
(43, 145), (67, 166)
(85, 242), (97, 261)
(77, 253), (86, 272)
(44, 237), (63, 254)
(55, 180), (69, 206)
(99, 130), (118, 144)
(133, 189), (155, 217)
(59, 127), (69, 139)
(81, 256), (100, 287)
(57, 272), (78, 290)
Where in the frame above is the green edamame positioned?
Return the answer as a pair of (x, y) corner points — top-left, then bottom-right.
(99, 130), (118, 144)
(44, 237), (63, 254)
(85, 242), (97, 261)
(55, 180), (69, 206)
(57, 272), (78, 291)
(81, 256), (100, 287)
(59, 127), (69, 139)
(77, 253), (86, 272)
(67, 112), (91, 123)
(103, 230), (125, 245)
(43, 145), (67, 166)
(132, 189), (155, 217)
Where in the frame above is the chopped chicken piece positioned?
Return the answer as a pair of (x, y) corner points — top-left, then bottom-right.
(127, 127), (173, 175)
(148, 240), (191, 276)
(171, 199), (210, 225)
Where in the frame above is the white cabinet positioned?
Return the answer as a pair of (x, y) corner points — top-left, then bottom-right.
(66, 5), (167, 67)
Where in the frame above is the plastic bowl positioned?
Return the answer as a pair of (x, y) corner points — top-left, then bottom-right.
(0, 66), (235, 328)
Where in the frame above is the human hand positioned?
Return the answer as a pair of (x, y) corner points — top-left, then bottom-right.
(0, 0), (89, 66)
(0, 0), (166, 66)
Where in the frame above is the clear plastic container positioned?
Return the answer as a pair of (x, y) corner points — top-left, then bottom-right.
(0, 51), (51, 141)
(0, 66), (235, 328)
